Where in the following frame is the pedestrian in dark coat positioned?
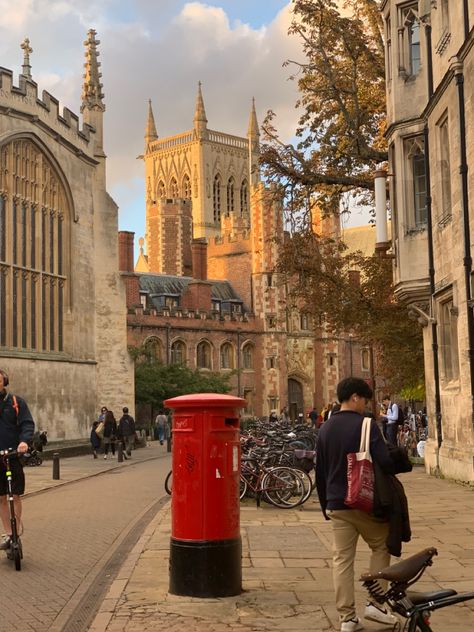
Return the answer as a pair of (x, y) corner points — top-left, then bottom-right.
(102, 410), (117, 459)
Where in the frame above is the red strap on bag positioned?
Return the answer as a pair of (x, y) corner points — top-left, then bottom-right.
(345, 417), (374, 513)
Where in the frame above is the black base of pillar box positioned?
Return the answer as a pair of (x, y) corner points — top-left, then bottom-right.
(169, 536), (242, 597)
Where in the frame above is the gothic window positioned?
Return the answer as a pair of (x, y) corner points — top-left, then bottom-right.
(213, 174), (221, 223)
(438, 115), (452, 221)
(170, 178), (179, 198)
(220, 342), (234, 369)
(158, 180), (166, 198)
(300, 313), (310, 330)
(400, 5), (421, 76)
(182, 174), (191, 199)
(361, 348), (370, 372)
(385, 15), (392, 82)
(404, 137), (427, 229)
(242, 342), (254, 370)
(226, 177), (234, 215)
(0, 138), (69, 353)
(144, 336), (163, 362)
(240, 179), (248, 216)
(171, 340), (186, 365)
(438, 296), (459, 381)
(197, 340), (212, 369)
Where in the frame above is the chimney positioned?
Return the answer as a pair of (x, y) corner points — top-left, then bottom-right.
(118, 231), (140, 308)
(118, 231), (135, 272)
(192, 238), (208, 280)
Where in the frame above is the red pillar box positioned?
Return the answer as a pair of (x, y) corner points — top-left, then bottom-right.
(164, 393), (245, 597)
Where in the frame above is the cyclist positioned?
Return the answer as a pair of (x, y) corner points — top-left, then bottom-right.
(0, 369), (35, 550)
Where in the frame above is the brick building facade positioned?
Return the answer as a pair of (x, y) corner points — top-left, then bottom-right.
(121, 87), (373, 420)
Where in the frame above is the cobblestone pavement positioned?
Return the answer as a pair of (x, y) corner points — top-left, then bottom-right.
(0, 442), (171, 632)
(90, 468), (474, 632)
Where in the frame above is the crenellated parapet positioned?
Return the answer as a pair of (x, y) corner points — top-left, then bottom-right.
(0, 67), (97, 162)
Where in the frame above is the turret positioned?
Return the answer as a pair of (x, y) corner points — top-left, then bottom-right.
(145, 99), (158, 152)
(20, 38), (33, 82)
(81, 29), (105, 158)
(247, 98), (260, 185)
(193, 81), (208, 139)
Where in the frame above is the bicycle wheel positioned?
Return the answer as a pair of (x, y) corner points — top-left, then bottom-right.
(239, 476), (248, 500)
(293, 469), (313, 505)
(164, 470), (172, 495)
(262, 467), (305, 508)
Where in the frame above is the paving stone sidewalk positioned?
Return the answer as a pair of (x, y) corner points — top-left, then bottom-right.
(89, 468), (474, 632)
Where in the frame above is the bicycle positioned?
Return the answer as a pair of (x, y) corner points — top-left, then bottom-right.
(240, 457), (306, 508)
(360, 546), (474, 631)
(164, 469), (172, 495)
(0, 449), (25, 571)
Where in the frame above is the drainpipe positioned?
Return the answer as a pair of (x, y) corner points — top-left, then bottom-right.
(423, 125), (443, 451)
(454, 60), (474, 424)
(424, 17), (434, 98)
(166, 324), (171, 364)
(464, 0), (470, 40)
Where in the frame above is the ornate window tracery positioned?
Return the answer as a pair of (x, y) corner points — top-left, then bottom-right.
(0, 138), (69, 353)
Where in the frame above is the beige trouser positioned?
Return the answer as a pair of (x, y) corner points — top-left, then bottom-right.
(329, 509), (390, 623)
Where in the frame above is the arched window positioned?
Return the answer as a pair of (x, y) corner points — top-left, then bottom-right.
(197, 340), (212, 369)
(242, 342), (254, 370)
(240, 179), (248, 216)
(170, 178), (179, 198)
(182, 174), (191, 199)
(213, 174), (221, 223)
(171, 340), (186, 364)
(220, 342), (234, 369)
(157, 180), (166, 198)
(143, 336), (163, 362)
(226, 177), (234, 215)
(0, 137), (70, 352)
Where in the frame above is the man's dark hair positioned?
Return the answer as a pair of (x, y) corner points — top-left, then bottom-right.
(123, 407), (129, 413)
(337, 377), (373, 403)
(383, 394), (391, 401)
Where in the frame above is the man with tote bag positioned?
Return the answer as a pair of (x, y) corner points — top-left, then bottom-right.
(316, 377), (398, 632)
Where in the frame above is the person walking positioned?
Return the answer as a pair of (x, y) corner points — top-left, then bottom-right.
(154, 410), (167, 445)
(381, 395), (399, 447)
(316, 377), (398, 632)
(90, 421), (101, 459)
(0, 368), (35, 550)
(118, 407), (136, 457)
(102, 410), (117, 459)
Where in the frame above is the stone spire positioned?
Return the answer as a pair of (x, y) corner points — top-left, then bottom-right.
(247, 97), (259, 142)
(193, 81), (208, 137)
(20, 38), (33, 80)
(81, 29), (105, 113)
(145, 99), (158, 145)
(248, 98), (260, 185)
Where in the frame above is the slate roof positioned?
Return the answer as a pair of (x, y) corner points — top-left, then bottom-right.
(138, 273), (246, 311)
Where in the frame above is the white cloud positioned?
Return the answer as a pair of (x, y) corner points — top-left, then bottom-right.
(0, 1), (300, 238)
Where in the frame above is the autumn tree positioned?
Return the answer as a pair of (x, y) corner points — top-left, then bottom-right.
(261, 0), (386, 219)
(261, 0), (424, 391)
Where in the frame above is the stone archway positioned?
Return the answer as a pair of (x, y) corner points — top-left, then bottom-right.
(288, 378), (304, 421)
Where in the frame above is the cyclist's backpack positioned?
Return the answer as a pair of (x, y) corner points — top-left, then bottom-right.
(396, 405), (405, 426)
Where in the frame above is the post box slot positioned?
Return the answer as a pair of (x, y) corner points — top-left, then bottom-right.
(224, 417), (239, 426)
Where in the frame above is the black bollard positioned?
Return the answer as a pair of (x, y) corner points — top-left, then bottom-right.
(167, 433), (172, 453)
(52, 452), (60, 480)
(117, 442), (123, 462)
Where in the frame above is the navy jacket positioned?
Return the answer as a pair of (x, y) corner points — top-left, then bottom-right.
(316, 410), (394, 518)
(0, 391), (35, 451)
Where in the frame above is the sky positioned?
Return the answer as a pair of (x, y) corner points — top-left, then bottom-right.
(0, 0), (365, 254)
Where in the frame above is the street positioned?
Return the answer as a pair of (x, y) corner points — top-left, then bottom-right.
(0, 448), (171, 632)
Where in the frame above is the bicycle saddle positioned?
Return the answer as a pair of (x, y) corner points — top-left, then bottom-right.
(360, 547), (438, 583)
